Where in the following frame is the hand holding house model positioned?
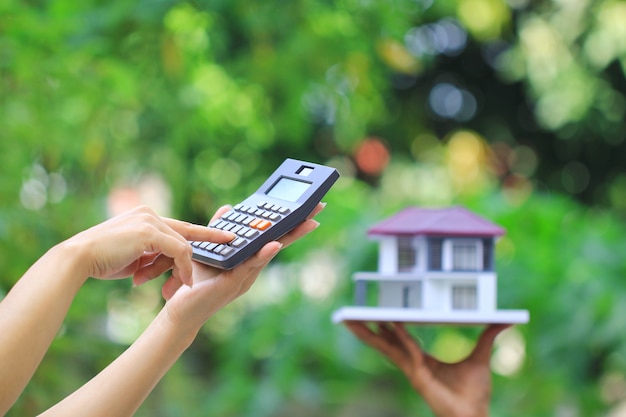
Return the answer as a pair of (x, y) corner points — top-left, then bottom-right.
(332, 206), (529, 325)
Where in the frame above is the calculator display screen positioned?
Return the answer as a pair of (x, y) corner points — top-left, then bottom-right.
(266, 177), (311, 202)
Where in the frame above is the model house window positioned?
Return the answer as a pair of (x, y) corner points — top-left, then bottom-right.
(428, 238), (443, 271)
(452, 285), (477, 310)
(398, 237), (416, 272)
(402, 283), (422, 308)
(483, 238), (494, 271)
(452, 240), (479, 271)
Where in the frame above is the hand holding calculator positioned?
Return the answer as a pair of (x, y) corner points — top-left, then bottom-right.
(190, 159), (339, 270)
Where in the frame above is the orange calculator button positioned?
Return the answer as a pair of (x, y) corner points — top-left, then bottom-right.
(249, 218), (262, 228)
(256, 220), (272, 230)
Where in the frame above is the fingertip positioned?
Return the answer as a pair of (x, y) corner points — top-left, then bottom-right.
(270, 241), (284, 256)
(259, 241), (283, 261)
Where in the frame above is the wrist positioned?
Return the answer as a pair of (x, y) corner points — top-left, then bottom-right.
(50, 239), (91, 287)
(153, 307), (200, 350)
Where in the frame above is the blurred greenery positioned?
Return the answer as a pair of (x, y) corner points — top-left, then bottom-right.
(3, 0), (626, 415)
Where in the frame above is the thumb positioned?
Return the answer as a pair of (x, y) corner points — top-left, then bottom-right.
(467, 324), (512, 364)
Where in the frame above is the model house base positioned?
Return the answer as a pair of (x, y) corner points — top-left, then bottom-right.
(332, 306), (529, 326)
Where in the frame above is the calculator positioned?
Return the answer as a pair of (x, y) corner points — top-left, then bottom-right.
(191, 158), (340, 270)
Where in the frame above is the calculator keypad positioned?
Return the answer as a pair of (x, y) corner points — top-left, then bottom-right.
(190, 202), (290, 258)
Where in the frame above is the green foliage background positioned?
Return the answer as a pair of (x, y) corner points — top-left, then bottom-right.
(3, 0), (626, 415)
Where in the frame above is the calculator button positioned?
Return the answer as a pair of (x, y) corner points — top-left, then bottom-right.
(278, 207), (290, 214)
(215, 220), (227, 229)
(226, 211), (240, 221)
(222, 223), (236, 231)
(234, 214), (247, 223)
(261, 211), (273, 219)
(254, 209), (265, 216)
(209, 219), (222, 227)
(246, 206), (257, 214)
(231, 238), (246, 247)
(230, 225), (243, 234)
(220, 246), (234, 256)
(270, 204), (281, 212)
(234, 203), (243, 211)
(237, 227), (249, 236)
(269, 213), (280, 221)
(199, 241), (211, 249)
(257, 201), (267, 208)
(245, 229), (259, 238)
(213, 244), (225, 253)
(206, 243), (219, 251)
(242, 216), (254, 226)
(249, 218), (262, 228)
(256, 220), (272, 231)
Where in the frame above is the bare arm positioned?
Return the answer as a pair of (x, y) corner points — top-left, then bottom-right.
(0, 206), (234, 415)
(0, 243), (86, 415)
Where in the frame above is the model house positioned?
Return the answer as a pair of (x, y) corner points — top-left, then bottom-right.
(332, 206), (529, 325)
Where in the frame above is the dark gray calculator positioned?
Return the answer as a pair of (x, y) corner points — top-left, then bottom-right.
(191, 158), (339, 270)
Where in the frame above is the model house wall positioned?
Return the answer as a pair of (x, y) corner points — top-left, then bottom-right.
(353, 207), (504, 313)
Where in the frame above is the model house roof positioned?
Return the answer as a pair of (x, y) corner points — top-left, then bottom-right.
(368, 206), (505, 237)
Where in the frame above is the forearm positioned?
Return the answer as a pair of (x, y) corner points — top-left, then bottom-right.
(0, 242), (88, 414)
(39, 309), (198, 417)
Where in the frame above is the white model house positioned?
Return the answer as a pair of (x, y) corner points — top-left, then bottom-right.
(332, 206), (529, 325)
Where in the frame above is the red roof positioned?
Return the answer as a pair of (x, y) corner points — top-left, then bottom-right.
(368, 206), (505, 237)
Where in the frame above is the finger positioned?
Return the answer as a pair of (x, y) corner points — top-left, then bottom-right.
(143, 232), (195, 287)
(379, 322), (407, 348)
(468, 324), (512, 363)
(276, 218), (320, 248)
(163, 217), (235, 243)
(306, 202), (326, 220)
(345, 321), (385, 347)
(393, 323), (424, 357)
(215, 241), (283, 300)
(392, 322), (439, 371)
(216, 241), (283, 286)
(374, 323), (417, 369)
(235, 240), (283, 276)
(345, 321), (408, 368)
(132, 253), (175, 286)
(121, 208), (197, 285)
(274, 202), (325, 248)
(162, 275), (184, 300)
(345, 321), (374, 340)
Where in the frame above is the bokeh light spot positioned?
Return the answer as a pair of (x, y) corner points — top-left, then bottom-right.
(429, 82), (477, 121)
(354, 137), (390, 175)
